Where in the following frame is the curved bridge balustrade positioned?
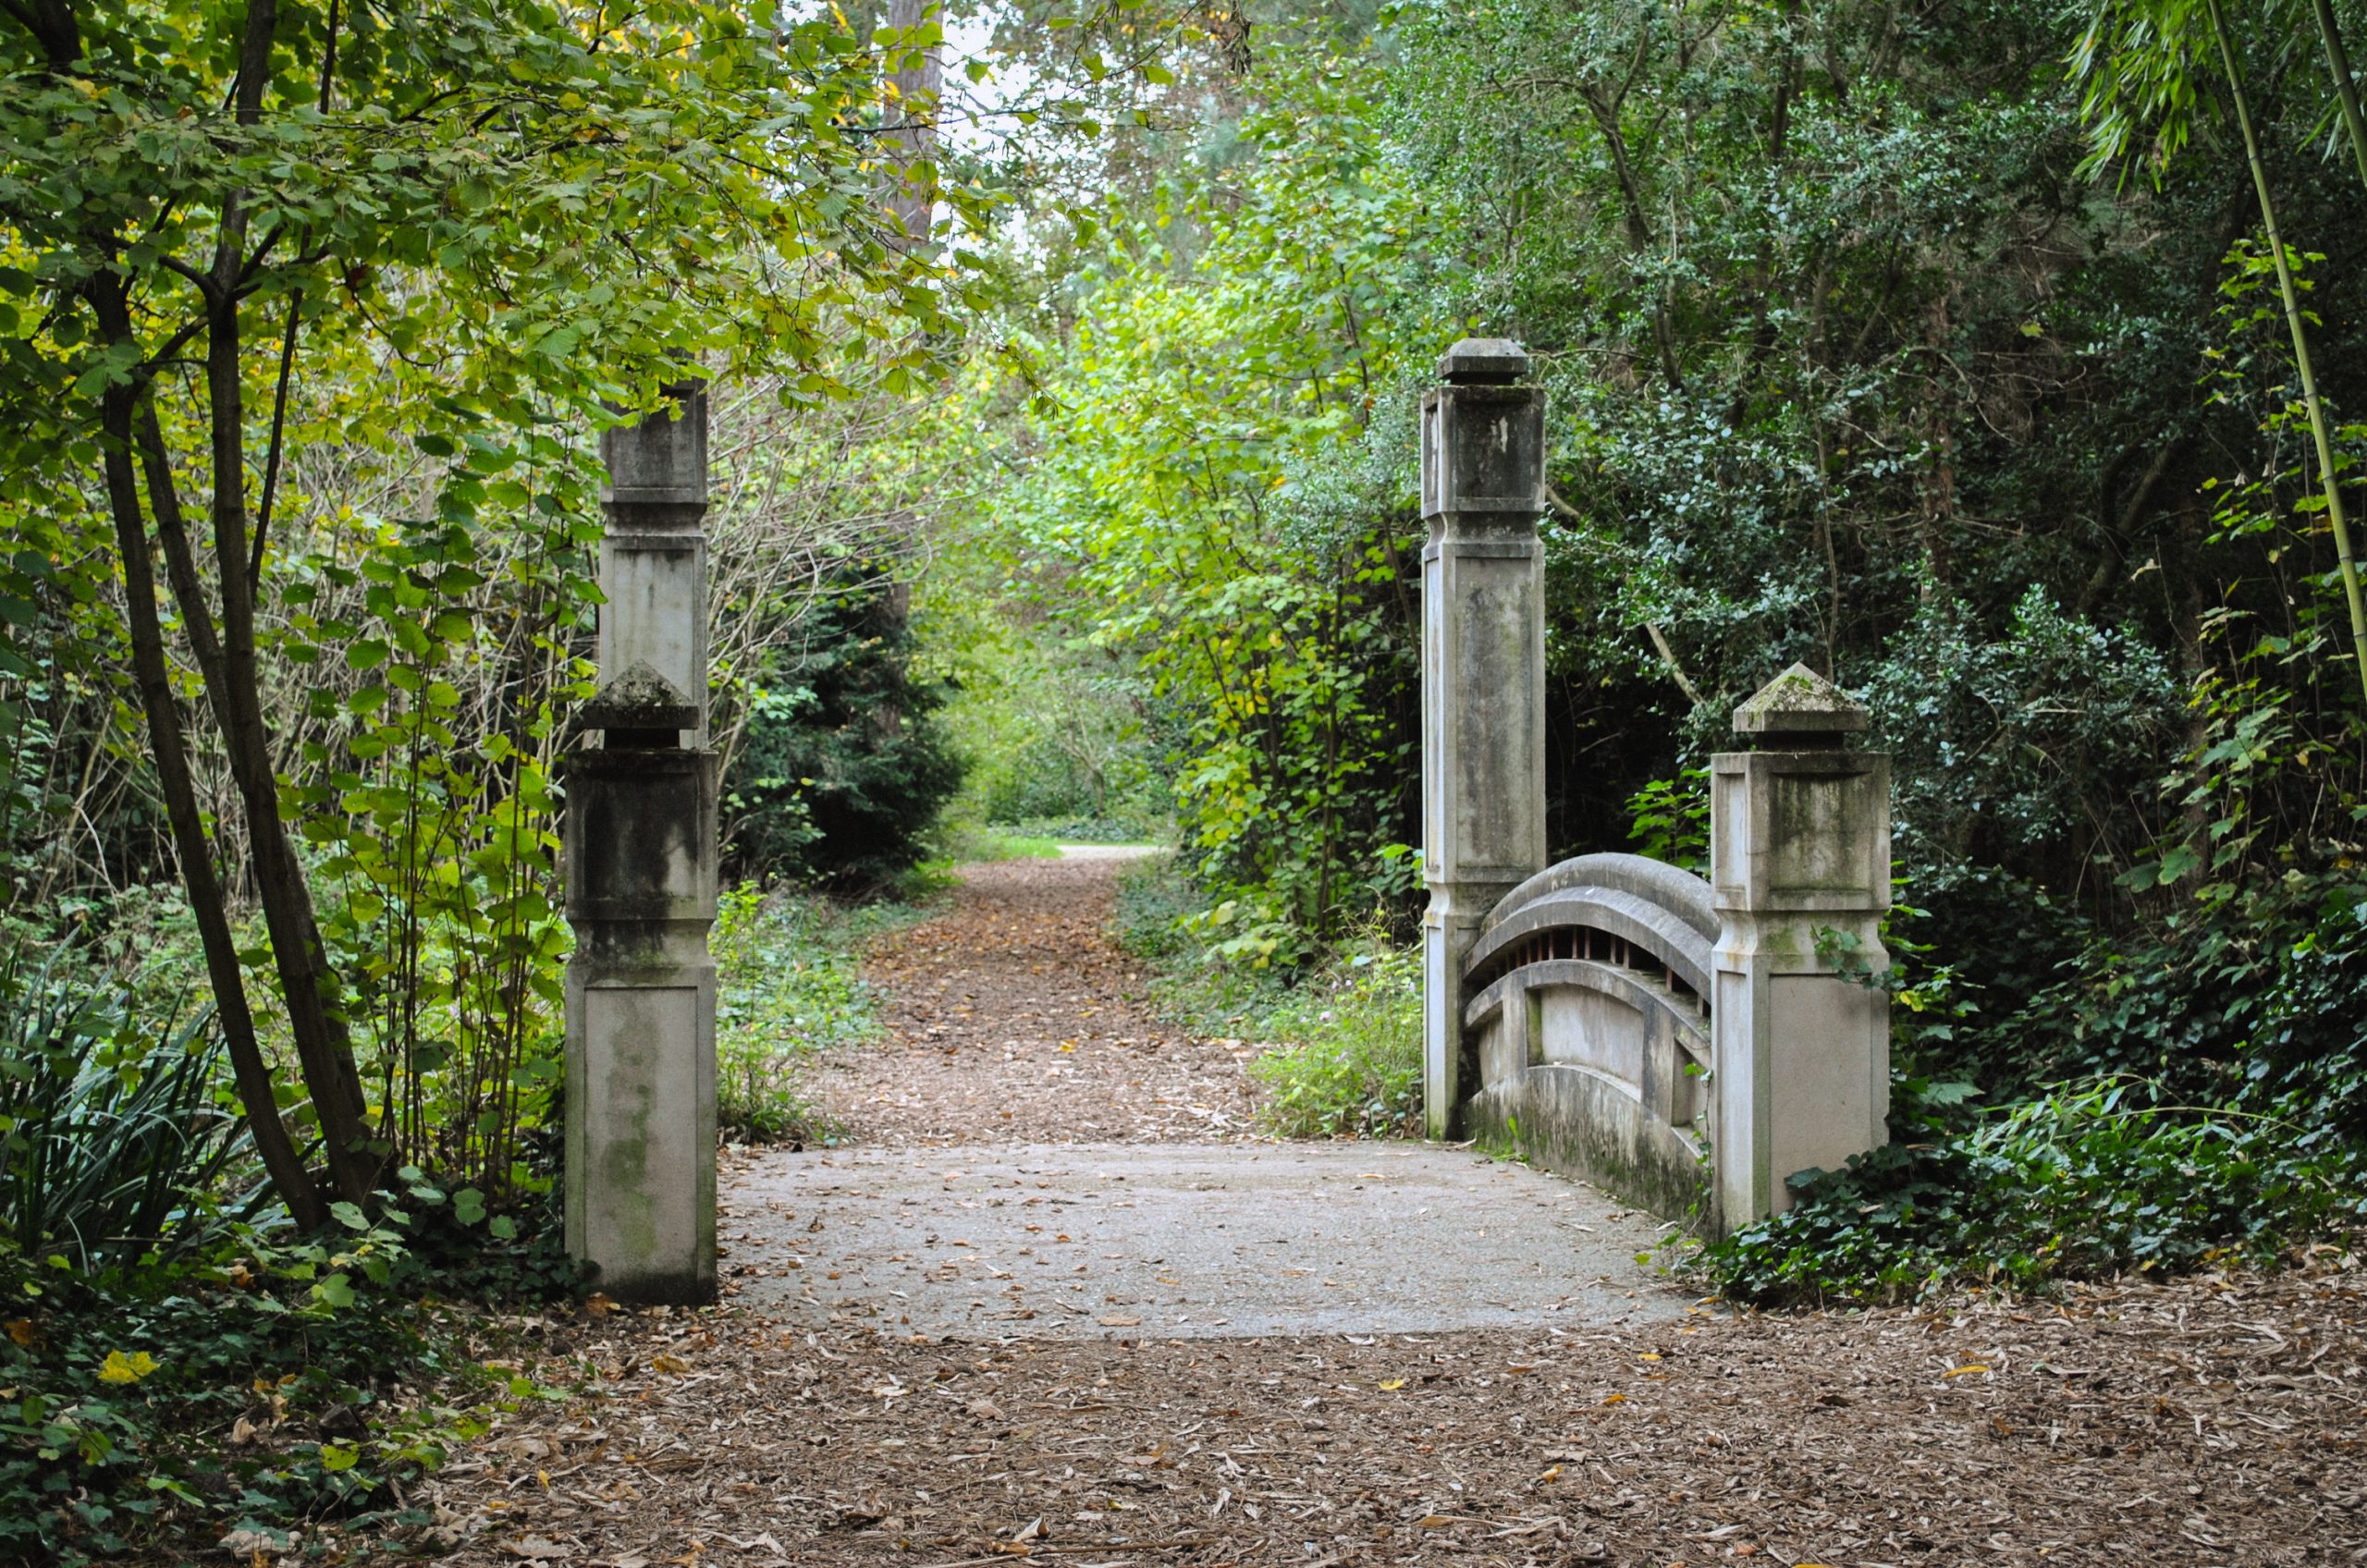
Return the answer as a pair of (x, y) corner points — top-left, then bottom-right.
(1457, 854), (1716, 1219)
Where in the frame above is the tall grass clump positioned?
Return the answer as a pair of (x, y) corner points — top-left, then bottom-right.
(0, 978), (254, 1273)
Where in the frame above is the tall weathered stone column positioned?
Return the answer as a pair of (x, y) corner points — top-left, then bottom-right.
(1419, 338), (1548, 1138)
(1708, 664), (1891, 1232)
(563, 383), (718, 1305)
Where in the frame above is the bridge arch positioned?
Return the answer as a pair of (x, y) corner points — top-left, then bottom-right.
(1458, 854), (1715, 1219)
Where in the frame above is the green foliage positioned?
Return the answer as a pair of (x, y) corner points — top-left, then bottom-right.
(0, 969), (482, 1562)
(1249, 945), (1422, 1139)
(1624, 767), (1710, 873)
(944, 643), (1170, 839)
(0, 0), (996, 1219)
(287, 486), (589, 1197)
(977, 43), (1441, 949)
(1699, 1071), (2352, 1305)
(0, 976), (253, 1275)
(0, 1211), (480, 1564)
(1110, 853), (1291, 1032)
(722, 574), (963, 893)
(1705, 850), (2367, 1302)
(932, 822), (1068, 864)
(711, 884), (918, 1145)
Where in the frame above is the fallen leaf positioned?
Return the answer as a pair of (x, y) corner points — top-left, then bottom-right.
(504, 1537), (569, 1561)
(650, 1354), (692, 1375)
(3, 1320), (30, 1347)
(1098, 1314), (1140, 1328)
(1379, 1378), (1406, 1390)
(97, 1350), (159, 1385)
(1944, 1364), (1991, 1378)
(583, 1293), (615, 1317)
(1601, 1392), (1626, 1404)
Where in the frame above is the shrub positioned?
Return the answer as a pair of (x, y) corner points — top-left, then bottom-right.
(721, 572), (963, 893)
(711, 884), (914, 1144)
(1249, 946), (1422, 1139)
(1111, 854), (1293, 1030)
(1698, 1071), (2355, 1305)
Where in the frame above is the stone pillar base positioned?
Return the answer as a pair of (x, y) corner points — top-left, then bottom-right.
(561, 746), (719, 1305)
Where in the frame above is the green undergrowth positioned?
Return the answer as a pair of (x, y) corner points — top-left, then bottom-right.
(989, 813), (1166, 846)
(1249, 944), (1423, 1139)
(712, 883), (926, 1145)
(1691, 865), (2367, 1305)
(1113, 853), (1292, 1035)
(1115, 856), (1421, 1138)
(1688, 1071), (2361, 1305)
(929, 817), (1067, 865)
(0, 967), (583, 1563)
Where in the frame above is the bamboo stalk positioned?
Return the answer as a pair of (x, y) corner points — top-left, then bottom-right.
(2208, 0), (2367, 712)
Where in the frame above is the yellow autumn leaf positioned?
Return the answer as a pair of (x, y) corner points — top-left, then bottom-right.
(1637, 1352), (1662, 1362)
(1944, 1363), (1991, 1378)
(650, 1353), (692, 1375)
(1379, 1378), (1405, 1390)
(1601, 1391), (1626, 1404)
(97, 1350), (158, 1385)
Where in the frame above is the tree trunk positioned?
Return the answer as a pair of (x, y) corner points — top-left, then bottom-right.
(91, 320), (326, 1230)
(885, 0), (943, 246)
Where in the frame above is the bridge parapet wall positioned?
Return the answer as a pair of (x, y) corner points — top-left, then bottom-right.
(1458, 854), (1716, 1219)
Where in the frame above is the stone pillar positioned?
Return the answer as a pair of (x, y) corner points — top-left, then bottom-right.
(1708, 663), (1891, 1233)
(1419, 338), (1548, 1138)
(563, 385), (718, 1305)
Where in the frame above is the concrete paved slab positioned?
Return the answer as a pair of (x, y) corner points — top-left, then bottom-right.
(720, 1140), (1689, 1338)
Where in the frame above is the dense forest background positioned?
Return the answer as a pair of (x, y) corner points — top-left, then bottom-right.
(3, 0), (2366, 1558)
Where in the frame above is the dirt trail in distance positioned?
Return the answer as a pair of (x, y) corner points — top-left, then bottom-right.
(814, 851), (1256, 1145)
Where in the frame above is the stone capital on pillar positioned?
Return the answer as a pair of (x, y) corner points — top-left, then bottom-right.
(1420, 337), (1548, 1138)
(597, 383), (711, 749)
(1708, 663), (1892, 1232)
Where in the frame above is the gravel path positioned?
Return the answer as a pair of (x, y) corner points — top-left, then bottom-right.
(411, 853), (2367, 1567)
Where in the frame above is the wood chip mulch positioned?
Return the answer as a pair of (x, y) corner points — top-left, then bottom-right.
(411, 1247), (2363, 1567)
(816, 856), (1257, 1146)
(399, 857), (2365, 1566)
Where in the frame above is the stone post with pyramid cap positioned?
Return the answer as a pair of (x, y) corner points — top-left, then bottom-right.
(1708, 663), (1892, 1232)
(562, 382), (718, 1305)
(1419, 337), (1549, 1138)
